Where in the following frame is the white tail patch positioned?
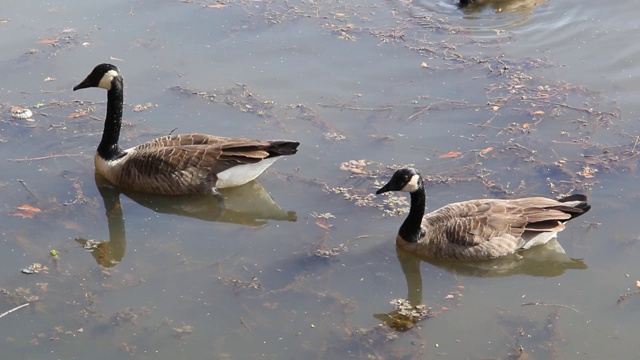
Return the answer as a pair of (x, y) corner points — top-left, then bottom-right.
(521, 231), (558, 250)
(215, 158), (279, 188)
(99, 70), (119, 90)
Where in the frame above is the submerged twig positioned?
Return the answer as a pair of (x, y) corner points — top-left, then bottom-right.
(0, 303), (30, 319)
(521, 302), (580, 313)
(17, 179), (41, 200)
(522, 98), (618, 117)
(617, 289), (640, 306)
(8, 153), (84, 162)
(632, 136), (640, 153)
(240, 317), (252, 333)
(317, 102), (393, 112)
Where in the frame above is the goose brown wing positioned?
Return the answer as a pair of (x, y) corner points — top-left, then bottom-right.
(118, 137), (294, 194)
(117, 145), (223, 194)
(139, 135), (297, 161)
(424, 197), (581, 247)
(125, 141), (273, 180)
(500, 197), (577, 232)
(139, 134), (299, 157)
(423, 200), (528, 248)
(139, 134), (261, 148)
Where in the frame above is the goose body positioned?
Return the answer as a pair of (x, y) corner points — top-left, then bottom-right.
(376, 168), (590, 260)
(73, 64), (299, 195)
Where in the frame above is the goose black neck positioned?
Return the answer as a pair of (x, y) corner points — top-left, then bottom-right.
(97, 79), (125, 160)
(398, 184), (426, 243)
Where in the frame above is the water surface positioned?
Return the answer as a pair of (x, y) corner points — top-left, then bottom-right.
(1, 0), (639, 358)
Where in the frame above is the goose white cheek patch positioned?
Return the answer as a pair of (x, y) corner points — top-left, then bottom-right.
(98, 70), (119, 90)
(401, 174), (420, 192)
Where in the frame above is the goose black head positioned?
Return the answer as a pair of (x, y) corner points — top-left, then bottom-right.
(376, 167), (423, 195)
(73, 63), (121, 92)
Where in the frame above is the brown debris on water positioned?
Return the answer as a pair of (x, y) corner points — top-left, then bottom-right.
(0, 0), (633, 357)
(170, 84), (284, 128)
(374, 298), (435, 332)
(322, 323), (426, 359)
(494, 301), (582, 359)
(286, 103), (341, 134)
(216, 262), (263, 294)
(617, 280), (640, 307)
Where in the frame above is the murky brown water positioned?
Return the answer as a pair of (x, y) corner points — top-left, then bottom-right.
(1, 0), (639, 358)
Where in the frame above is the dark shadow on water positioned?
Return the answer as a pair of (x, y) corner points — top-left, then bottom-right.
(75, 174), (297, 268)
(374, 241), (587, 331)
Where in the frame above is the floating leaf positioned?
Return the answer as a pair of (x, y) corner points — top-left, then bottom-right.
(68, 110), (87, 118)
(420, 62), (428, 68)
(480, 146), (494, 156)
(578, 166), (597, 179)
(522, 123), (530, 129)
(323, 132), (346, 141)
(438, 151), (462, 159)
(43, 77), (56, 82)
(173, 325), (193, 334)
(492, 105), (500, 111)
(38, 38), (58, 44)
(204, 4), (226, 8)
(11, 204), (41, 218)
(10, 107), (33, 120)
(21, 263), (48, 274)
(109, 56), (124, 62)
(315, 220), (331, 230)
(61, 220), (83, 232)
(532, 110), (545, 115)
(311, 212), (335, 220)
(16, 204), (42, 213)
(133, 103), (156, 112)
(10, 211), (36, 219)
(0, 19), (10, 23)
(339, 159), (368, 172)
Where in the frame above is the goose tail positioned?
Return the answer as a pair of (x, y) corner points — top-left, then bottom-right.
(266, 141), (300, 157)
(556, 194), (591, 220)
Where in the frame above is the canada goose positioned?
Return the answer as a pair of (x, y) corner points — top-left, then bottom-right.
(73, 63), (299, 195)
(375, 167), (590, 260)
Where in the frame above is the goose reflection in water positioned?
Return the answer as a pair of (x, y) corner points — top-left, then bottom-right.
(458, 0), (548, 13)
(375, 242), (587, 332)
(76, 174), (296, 268)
